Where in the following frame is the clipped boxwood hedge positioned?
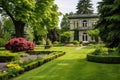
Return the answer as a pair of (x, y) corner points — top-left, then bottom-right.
(0, 51), (65, 80)
(23, 51), (65, 71)
(87, 53), (120, 64)
(0, 54), (19, 62)
(27, 51), (55, 55)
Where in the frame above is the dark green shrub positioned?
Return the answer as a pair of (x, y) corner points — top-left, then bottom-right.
(53, 41), (59, 45)
(0, 51), (66, 79)
(23, 62), (36, 71)
(0, 54), (19, 62)
(87, 53), (120, 63)
(6, 62), (24, 78)
(0, 38), (6, 47)
(60, 32), (72, 43)
(53, 41), (60, 46)
(73, 40), (79, 45)
(36, 41), (41, 45)
(92, 48), (101, 55)
(45, 39), (52, 49)
(27, 51), (55, 55)
(38, 59), (44, 66)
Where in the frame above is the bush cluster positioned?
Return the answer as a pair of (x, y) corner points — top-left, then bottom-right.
(45, 39), (52, 49)
(0, 54), (19, 62)
(87, 53), (120, 63)
(72, 40), (79, 45)
(0, 38), (6, 47)
(0, 51), (65, 80)
(5, 37), (35, 52)
(23, 51), (65, 71)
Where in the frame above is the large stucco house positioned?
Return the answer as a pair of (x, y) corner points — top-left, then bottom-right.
(68, 13), (99, 43)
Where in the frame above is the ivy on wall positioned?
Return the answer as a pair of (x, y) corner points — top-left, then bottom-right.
(74, 29), (79, 41)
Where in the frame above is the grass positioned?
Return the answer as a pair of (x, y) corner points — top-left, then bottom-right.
(5, 45), (120, 80)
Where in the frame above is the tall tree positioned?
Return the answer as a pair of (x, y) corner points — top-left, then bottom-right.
(96, 0), (120, 52)
(47, 4), (61, 42)
(60, 13), (69, 33)
(76, 0), (93, 14)
(47, 28), (60, 43)
(0, 0), (35, 37)
(88, 29), (99, 43)
(0, 0), (59, 40)
(33, 1), (60, 43)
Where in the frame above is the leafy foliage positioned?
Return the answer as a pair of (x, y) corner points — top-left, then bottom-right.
(5, 38), (35, 52)
(60, 13), (70, 33)
(96, 0), (120, 52)
(88, 29), (99, 43)
(60, 32), (72, 43)
(0, 38), (6, 47)
(76, 0), (93, 14)
(0, 0), (60, 38)
(47, 28), (60, 43)
(0, 0), (35, 23)
(33, 1), (60, 43)
(0, 0), (36, 37)
(73, 40), (79, 45)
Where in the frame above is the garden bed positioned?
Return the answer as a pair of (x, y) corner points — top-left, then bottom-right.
(0, 51), (65, 80)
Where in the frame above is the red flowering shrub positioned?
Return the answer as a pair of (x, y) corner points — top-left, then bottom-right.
(5, 38), (35, 52)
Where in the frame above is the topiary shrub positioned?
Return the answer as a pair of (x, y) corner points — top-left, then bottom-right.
(45, 39), (52, 49)
(5, 37), (35, 52)
(73, 40), (79, 46)
(87, 53), (120, 64)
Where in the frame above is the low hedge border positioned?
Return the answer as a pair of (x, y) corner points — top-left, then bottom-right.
(0, 54), (19, 62)
(23, 51), (65, 71)
(26, 51), (56, 55)
(87, 53), (120, 64)
(0, 51), (65, 80)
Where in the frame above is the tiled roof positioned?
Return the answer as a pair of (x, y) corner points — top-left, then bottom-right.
(68, 13), (99, 19)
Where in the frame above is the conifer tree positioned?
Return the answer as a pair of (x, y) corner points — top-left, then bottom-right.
(96, 0), (120, 52)
(76, 0), (93, 14)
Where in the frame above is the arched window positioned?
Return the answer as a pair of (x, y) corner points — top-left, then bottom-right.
(73, 21), (79, 29)
(83, 20), (87, 27)
(82, 33), (88, 41)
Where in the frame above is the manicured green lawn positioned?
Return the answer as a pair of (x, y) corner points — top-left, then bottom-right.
(13, 45), (120, 80)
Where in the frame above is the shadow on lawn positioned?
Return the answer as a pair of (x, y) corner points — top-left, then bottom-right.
(27, 57), (120, 80)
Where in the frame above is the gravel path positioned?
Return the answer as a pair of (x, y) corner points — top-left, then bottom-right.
(0, 63), (7, 71)
(0, 55), (42, 71)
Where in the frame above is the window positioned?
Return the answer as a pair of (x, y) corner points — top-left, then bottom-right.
(74, 21), (75, 29)
(82, 33), (88, 41)
(74, 21), (79, 29)
(83, 20), (87, 27)
(77, 21), (79, 29)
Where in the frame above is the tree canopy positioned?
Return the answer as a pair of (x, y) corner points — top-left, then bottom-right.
(33, 0), (60, 43)
(60, 13), (70, 33)
(96, 0), (120, 51)
(0, 0), (36, 37)
(76, 0), (93, 14)
(0, 0), (60, 39)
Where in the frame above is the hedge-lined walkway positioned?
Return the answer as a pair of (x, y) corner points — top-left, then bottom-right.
(13, 46), (120, 80)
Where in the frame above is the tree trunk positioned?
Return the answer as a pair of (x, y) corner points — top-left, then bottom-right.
(14, 21), (25, 37)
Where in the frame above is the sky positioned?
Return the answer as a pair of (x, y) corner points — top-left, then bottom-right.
(55, 0), (102, 14)
(54, 0), (102, 27)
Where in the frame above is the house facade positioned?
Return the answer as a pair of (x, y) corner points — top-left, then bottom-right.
(68, 13), (99, 43)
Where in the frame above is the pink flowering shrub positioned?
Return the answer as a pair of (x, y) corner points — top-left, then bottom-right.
(5, 37), (35, 52)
